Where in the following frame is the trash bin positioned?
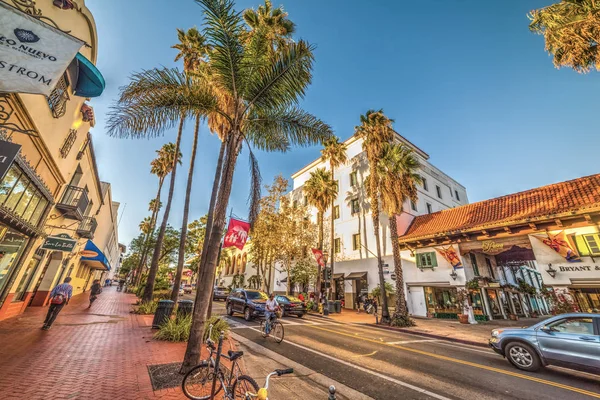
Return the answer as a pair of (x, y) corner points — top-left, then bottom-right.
(334, 300), (341, 313)
(152, 300), (175, 329)
(327, 300), (335, 313)
(177, 300), (194, 319)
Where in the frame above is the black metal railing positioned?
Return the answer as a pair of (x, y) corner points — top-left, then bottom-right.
(56, 185), (89, 220)
(76, 216), (97, 239)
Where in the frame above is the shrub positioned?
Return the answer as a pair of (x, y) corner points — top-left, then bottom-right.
(154, 314), (192, 342)
(306, 300), (315, 311)
(203, 316), (230, 342)
(390, 315), (416, 327)
(134, 301), (158, 315)
(153, 290), (171, 301)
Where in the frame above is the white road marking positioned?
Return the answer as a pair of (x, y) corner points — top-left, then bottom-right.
(247, 327), (452, 400)
(386, 339), (440, 345)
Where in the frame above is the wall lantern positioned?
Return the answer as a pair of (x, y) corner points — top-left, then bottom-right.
(450, 270), (458, 281)
(546, 263), (557, 278)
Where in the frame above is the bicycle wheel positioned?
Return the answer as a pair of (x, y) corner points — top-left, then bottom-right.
(272, 321), (284, 343)
(259, 320), (267, 338)
(181, 361), (223, 400)
(231, 374), (259, 399)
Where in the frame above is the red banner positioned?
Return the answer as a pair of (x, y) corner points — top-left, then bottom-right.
(435, 246), (463, 269)
(223, 218), (251, 250)
(312, 248), (325, 267)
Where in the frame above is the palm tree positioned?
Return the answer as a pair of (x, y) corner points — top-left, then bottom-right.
(355, 109), (395, 324)
(529, 0), (600, 73)
(243, 0), (295, 55)
(303, 168), (337, 301)
(320, 137), (346, 299)
(376, 143), (421, 326)
(172, 27), (210, 72)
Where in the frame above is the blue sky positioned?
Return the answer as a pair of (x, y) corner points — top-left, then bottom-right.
(86, 0), (599, 246)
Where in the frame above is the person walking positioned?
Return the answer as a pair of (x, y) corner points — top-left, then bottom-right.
(88, 279), (102, 309)
(104, 278), (110, 287)
(355, 293), (362, 314)
(42, 277), (73, 330)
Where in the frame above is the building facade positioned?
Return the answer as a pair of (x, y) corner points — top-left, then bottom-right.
(0, 0), (117, 320)
(273, 132), (468, 305)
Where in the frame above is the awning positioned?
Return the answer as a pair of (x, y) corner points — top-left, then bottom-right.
(333, 273), (345, 280)
(80, 240), (111, 271)
(344, 272), (367, 280)
(73, 53), (105, 98)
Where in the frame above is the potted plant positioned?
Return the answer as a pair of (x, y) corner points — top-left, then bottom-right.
(455, 289), (470, 324)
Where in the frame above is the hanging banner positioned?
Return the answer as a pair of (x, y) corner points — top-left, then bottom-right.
(533, 231), (581, 263)
(223, 218), (250, 250)
(311, 248), (325, 267)
(0, 1), (84, 96)
(435, 246), (463, 269)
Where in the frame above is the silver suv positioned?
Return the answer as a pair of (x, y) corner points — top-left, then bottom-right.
(489, 313), (599, 373)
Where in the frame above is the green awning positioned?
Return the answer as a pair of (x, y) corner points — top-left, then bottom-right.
(73, 53), (105, 98)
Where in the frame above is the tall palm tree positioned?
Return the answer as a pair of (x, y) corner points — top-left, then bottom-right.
(320, 137), (346, 299)
(303, 168), (337, 301)
(171, 29), (213, 303)
(243, 0), (295, 55)
(355, 109), (395, 324)
(529, 0), (600, 73)
(376, 143), (421, 326)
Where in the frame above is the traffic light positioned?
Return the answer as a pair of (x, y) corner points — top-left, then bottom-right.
(324, 267), (332, 280)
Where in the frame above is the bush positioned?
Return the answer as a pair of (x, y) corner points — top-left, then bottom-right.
(306, 300), (315, 311)
(390, 315), (416, 327)
(203, 316), (230, 342)
(153, 290), (171, 301)
(154, 314), (192, 342)
(134, 301), (158, 315)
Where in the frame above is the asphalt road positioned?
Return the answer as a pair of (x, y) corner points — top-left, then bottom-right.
(206, 300), (600, 400)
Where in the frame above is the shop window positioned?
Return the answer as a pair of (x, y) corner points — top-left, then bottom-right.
(410, 201), (417, 212)
(455, 190), (460, 201)
(0, 167), (21, 205)
(0, 164), (49, 225)
(485, 258), (495, 279)
(13, 252), (43, 302)
(436, 185), (442, 199)
(334, 238), (341, 254)
(0, 227), (28, 295)
(470, 253), (480, 276)
(350, 171), (358, 187)
(573, 234), (600, 256)
(333, 205), (340, 220)
(350, 198), (360, 214)
(352, 233), (361, 251)
(47, 73), (70, 118)
(416, 252), (437, 268)
(426, 203), (432, 214)
(422, 177), (428, 191)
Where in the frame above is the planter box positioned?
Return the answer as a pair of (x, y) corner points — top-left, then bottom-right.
(458, 314), (469, 324)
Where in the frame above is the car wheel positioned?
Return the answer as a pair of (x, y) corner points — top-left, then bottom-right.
(244, 307), (252, 321)
(227, 303), (234, 316)
(505, 342), (541, 372)
(297, 313), (304, 318)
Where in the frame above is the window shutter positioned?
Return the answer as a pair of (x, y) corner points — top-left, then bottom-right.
(416, 254), (422, 267)
(430, 252), (438, 267)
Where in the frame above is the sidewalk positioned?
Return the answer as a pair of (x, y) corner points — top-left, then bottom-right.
(0, 288), (354, 399)
(311, 308), (547, 346)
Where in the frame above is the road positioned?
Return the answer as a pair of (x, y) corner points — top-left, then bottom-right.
(203, 299), (600, 400)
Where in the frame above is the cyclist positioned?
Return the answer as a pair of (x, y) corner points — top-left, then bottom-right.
(264, 293), (279, 337)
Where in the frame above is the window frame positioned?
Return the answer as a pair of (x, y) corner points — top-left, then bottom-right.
(410, 200), (417, 212)
(416, 252), (438, 268)
(350, 171), (358, 187)
(455, 190), (460, 201)
(422, 177), (428, 191)
(470, 253), (480, 277)
(426, 203), (432, 214)
(333, 205), (340, 220)
(350, 198), (360, 214)
(546, 317), (596, 336)
(334, 238), (341, 254)
(436, 185), (442, 199)
(573, 234), (600, 256)
(352, 233), (361, 251)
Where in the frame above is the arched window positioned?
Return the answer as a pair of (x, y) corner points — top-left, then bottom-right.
(241, 253), (247, 274)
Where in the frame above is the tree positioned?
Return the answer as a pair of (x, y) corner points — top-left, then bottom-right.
(320, 136), (347, 299)
(172, 27), (210, 72)
(355, 109), (395, 324)
(291, 258), (318, 293)
(529, 0), (600, 73)
(303, 168), (336, 300)
(243, 0), (295, 55)
(376, 142), (421, 326)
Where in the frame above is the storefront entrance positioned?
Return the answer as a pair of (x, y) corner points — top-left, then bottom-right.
(0, 225), (29, 296)
(423, 286), (460, 319)
(571, 288), (600, 313)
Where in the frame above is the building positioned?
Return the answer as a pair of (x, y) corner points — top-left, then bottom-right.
(0, 0), (117, 320)
(274, 132), (468, 305)
(397, 173), (600, 320)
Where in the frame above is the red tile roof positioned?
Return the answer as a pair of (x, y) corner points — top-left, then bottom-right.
(399, 173), (600, 242)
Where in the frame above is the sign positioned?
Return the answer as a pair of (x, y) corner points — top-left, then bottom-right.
(383, 263), (390, 274)
(0, 2), (83, 96)
(0, 140), (21, 181)
(558, 265), (600, 272)
(41, 233), (76, 252)
(481, 240), (505, 255)
(391, 273), (397, 280)
(223, 218), (250, 250)
(488, 282), (501, 288)
(79, 249), (98, 258)
(311, 248), (325, 267)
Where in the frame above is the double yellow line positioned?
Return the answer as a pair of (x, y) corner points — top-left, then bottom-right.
(307, 324), (600, 398)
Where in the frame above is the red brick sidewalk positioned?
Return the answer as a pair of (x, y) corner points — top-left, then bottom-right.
(0, 287), (206, 399)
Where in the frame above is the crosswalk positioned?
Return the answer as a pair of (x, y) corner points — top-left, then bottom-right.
(224, 313), (343, 330)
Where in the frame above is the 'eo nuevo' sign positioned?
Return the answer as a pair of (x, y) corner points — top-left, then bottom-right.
(0, 2), (83, 96)
(41, 233), (76, 252)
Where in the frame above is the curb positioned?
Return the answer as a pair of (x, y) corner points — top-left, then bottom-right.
(364, 323), (489, 348)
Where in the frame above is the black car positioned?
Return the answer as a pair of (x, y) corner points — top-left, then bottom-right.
(276, 295), (306, 318)
(226, 289), (268, 321)
(213, 286), (230, 301)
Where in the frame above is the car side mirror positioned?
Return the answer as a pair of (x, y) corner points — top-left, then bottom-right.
(540, 326), (557, 334)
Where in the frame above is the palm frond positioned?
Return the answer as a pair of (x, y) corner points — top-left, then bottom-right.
(106, 102), (182, 139)
(247, 144), (262, 228)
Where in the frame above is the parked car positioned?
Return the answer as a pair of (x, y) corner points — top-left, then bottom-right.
(183, 284), (193, 294)
(276, 295), (306, 318)
(213, 286), (230, 301)
(489, 313), (600, 373)
(226, 289), (268, 321)
(178, 286), (185, 296)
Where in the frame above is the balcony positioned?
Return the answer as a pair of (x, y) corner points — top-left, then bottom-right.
(76, 216), (97, 239)
(55, 185), (89, 220)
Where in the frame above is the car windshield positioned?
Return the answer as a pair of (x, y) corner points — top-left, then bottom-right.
(216, 287), (228, 291)
(246, 291), (268, 300)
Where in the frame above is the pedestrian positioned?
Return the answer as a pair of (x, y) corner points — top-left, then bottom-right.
(104, 278), (110, 287)
(298, 292), (305, 302)
(88, 279), (102, 309)
(355, 293), (362, 314)
(372, 297), (378, 315)
(42, 277), (73, 330)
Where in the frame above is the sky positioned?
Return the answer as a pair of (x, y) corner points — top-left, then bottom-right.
(85, 0), (599, 247)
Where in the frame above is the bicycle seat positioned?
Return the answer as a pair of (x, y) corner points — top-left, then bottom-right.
(228, 350), (244, 361)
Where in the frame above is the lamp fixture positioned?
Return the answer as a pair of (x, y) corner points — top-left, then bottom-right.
(546, 263), (557, 278)
(450, 270), (458, 281)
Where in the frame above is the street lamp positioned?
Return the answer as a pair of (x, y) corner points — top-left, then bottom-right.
(546, 263), (557, 278)
(450, 270), (458, 281)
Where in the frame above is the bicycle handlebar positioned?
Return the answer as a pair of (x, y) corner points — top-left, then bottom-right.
(275, 368), (293, 376)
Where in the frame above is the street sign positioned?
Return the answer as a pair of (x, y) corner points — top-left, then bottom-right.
(0, 140), (21, 181)
(391, 273), (397, 280)
(383, 263), (390, 274)
(41, 233), (76, 252)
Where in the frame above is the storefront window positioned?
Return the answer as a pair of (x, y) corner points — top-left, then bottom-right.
(13, 254), (42, 302)
(424, 286), (460, 317)
(0, 167), (20, 204)
(0, 225), (29, 296)
(0, 164), (49, 225)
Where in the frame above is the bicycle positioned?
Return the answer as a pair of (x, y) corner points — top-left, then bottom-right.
(239, 368), (294, 399)
(182, 325), (259, 399)
(259, 310), (284, 343)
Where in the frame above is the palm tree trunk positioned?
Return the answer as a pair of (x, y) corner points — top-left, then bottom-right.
(171, 115), (201, 302)
(371, 184), (390, 323)
(389, 214), (409, 324)
(142, 117), (184, 304)
(330, 164), (335, 300)
(315, 211), (324, 302)
(182, 134), (241, 373)
(135, 178), (164, 286)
